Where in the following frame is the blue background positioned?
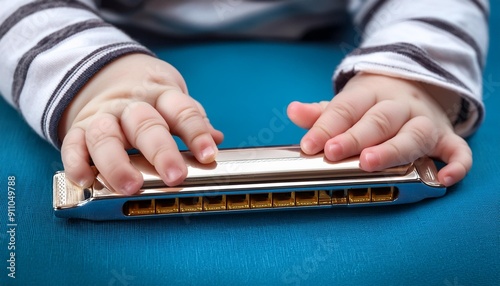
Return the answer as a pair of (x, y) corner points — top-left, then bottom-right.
(1, 3), (499, 286)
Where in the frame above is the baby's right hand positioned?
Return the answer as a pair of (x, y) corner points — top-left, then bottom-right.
(59, 54), (223, 195)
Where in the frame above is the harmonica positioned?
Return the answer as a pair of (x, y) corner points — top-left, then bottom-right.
(53, 145), (445, 220)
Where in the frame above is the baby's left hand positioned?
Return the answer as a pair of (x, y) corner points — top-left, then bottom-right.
(287, 72), (471, 186)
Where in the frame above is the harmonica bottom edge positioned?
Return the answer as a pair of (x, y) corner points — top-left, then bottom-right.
(123, 187), (399, 217)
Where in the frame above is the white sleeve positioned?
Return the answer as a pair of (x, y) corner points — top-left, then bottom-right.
(336, 0), (489, 137)
(0, 0), (154, 148)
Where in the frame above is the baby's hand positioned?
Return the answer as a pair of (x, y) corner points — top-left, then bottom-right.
(59, 54), (223, 195)
(288, 73), (471, 186)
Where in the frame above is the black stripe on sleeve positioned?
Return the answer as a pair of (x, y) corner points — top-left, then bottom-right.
(470, 0), (489, 22)
(357, 0), (389, 31)
(334, 69), (357, 94)
(12, 19), (112, 107)
(454, 97), (471, 126)
(42, 43), (155, 145)
(0, 1), (97, 41)
(99, 0), (145, 13)
(410, 17), (484, 69)
(348, 42), (470, 92)
(357, 0), (489, 33)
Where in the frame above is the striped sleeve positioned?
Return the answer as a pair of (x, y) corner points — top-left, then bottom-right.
(336, 0), (489, 137)
(0, 0), (154, 148)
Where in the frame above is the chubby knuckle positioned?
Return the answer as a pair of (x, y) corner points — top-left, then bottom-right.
(343, 131), (362, 151)
(385, 141), (403, 161)
(416, 115), (435, 130)
(126, 100), (148, 111)
(150, 145), (176, 166)
(312, 123), (335, 140)
(90, 133), (122, 150)
(121, 102), (141, 119)
(88, 114), (115, 130)
(409, 127), (428, 150)
(148, 64), (185, 88)
(410, 117), (436, 150)
(329, 100), (359, 126)
(63, 151), (84, 170)
(61, 129), (82, 148)
(85, 118), (121, 148)
(61, 140), (81, 157)
(171, 104), (201, 130)
(368, 111), (393, 137)
(155, 88), (185, 108)
(101, 98), (131, 116)
(132, 117), (167, 143)
(156, 85), (185, 100)
(131, 67), (185, 99)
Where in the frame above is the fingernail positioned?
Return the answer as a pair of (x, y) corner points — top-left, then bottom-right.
(165, 167), (183, 183)
(327, 143), (342, 160)
(302, 139), (318, 154)
(77, 179), (89, 188)
(364, 153), (379, 169)
(122, 180), (138, 195)
(443, 176), (454, 186)
(201, 146), (216, 162)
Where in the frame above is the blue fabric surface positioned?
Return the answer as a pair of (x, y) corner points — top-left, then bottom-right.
(1, 5), (499, 286)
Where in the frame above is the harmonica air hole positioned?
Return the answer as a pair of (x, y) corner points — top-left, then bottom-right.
(295, 191), (319, 206)
(156, 198), (179, 214)
(250, 193), (272, 208)
(331, 190), (347, 205)
(371, 186), (393, 202)
(226, 194), (250, 210)
(124, 200), (156, 216)
(348, 188), (371, 204)
(179, 197), (203, 212)
(272, 192), (295, 207)
(372, 186), (399, 202)
(203, 195), (227, 211)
